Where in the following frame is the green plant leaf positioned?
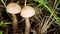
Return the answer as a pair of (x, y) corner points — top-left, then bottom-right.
(0, 21), (11, 27)
(0, 22), (6, 27)
(34, 0), (48, 5)
(54, 14), (60, 25)
(0, 30), (3, 34)
(34, 0), (60, 25)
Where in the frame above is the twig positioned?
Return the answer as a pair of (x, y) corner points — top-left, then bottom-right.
(41, 18), (54, 33)
(24, 0), (27, 6)
(18, 19), (24, 23)
(1, 0), (6, 7)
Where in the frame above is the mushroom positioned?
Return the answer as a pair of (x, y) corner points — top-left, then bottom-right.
(20, 6), (35, 34)
(6, 3), (21, 33)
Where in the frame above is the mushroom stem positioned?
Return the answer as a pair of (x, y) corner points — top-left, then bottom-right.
(25, 18), (30, 34)
(12, 14), (17, 34)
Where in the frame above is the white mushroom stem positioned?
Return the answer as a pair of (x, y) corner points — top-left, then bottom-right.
(25, 18), (30, 34)
(12, 14), (17, 34)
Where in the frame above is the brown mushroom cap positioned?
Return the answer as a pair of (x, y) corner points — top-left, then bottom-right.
(6, 3), (21, 14)
(21, 6), (35, 18)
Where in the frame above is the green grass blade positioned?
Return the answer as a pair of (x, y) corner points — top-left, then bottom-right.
(0, 30), (3, 34)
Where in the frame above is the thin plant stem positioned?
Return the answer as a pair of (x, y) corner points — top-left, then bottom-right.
(43, 5), (54, 25)
(40, 17), (45, 31)
(55, 0), (60, 9)
(1, 0), (6, 7)
(41, 18), (54, 33)
(53, 0), (57, 8)
(40, 5), (54, 33)
(24, 0), (27, 6)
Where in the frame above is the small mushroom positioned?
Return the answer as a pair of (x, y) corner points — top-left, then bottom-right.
(6, 3), (21, 14)
(20, 6), (35, 34)
(6, 3), (21, 34)
(21, 6), (35, 18)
